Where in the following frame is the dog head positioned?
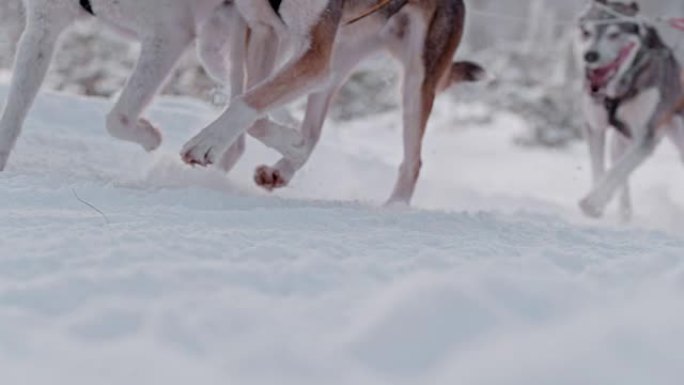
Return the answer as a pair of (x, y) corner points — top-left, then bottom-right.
(577, 0), (644, 95)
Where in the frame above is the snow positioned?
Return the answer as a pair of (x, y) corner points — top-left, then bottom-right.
(1, 83), (684, 384)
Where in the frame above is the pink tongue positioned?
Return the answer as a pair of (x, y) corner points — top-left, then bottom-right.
(589, 67), (613, 89)
(587, 43), (636, 92)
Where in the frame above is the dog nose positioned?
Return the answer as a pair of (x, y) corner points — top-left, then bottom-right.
(584, 51), (600, 63)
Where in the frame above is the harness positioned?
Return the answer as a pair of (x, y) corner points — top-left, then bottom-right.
(599, 29), (663, 139)
(604, 97), (632, 138)
(80, 0), (95, 16)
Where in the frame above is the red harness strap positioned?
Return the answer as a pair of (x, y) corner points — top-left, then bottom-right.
(669, 18), (684, 32)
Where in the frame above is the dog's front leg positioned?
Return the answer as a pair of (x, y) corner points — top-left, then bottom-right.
(584, 123), (606, 187)
(217, 13), (250, 173)
(581, 97), (608, 188)
(253, 33), (385, 191)
(181, 0), (343, 167)
(580, 89), (663, 218)
(580, 127), (661, 219)
(242, 24), (307, 162)
(0, 6), (75, 170)
(254, 86), (338, 190)
(610, 133), (633, 222)
(106, 30), (193, 152)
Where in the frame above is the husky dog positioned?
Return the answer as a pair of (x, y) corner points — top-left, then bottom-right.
(182, 0), (484, 205)
(0, 0), (253, 171)
(576, 0), (684, 220)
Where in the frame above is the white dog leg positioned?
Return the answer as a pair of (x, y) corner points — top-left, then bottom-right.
(610, 133), (633, 222)
(253, 35), (382, 191)
(385, 10), (434, 205)
(667, 116), (684, 164)
(242, 25), (316, 163)
(199, 7), (250, 173)
(387, 62), (428, 204)
(253, 87), (337, 190)
(0, 4), (76, 170)
(106, 30), (192, 152)
(181, 0), (344, 167)
(580, 88), (662, 218)
(580, 132), (660, 218)
(584, 123), (607, 187)
(197, 2), (238, 86)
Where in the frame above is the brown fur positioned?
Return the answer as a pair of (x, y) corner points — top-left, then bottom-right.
(182, 0), (483, 205)
(244, 0), (343, 111)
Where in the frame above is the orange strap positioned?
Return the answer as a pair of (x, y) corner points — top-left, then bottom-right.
(346, 0), (393, 26)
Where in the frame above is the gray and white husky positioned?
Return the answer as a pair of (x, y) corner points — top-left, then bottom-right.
(576, 0), (684, 220)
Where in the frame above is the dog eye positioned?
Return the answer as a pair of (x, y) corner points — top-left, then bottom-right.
(607, 32), (621, 40)
(581, 29), (592, 39)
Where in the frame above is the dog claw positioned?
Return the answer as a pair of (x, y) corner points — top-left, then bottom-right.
(254, 165), (288, 191)
(181, 139), (221, 167)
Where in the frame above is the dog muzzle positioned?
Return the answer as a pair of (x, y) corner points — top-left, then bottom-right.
(586, 42), (636, 94)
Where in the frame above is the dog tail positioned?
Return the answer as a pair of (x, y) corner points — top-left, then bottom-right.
(437, 61), (487, 93)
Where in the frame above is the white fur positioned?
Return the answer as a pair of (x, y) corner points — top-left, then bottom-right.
(581, 96), (608, 186)
(0, 0), (230, 170)
(182, 1), (465, 205)
(605, 38), (642, 98)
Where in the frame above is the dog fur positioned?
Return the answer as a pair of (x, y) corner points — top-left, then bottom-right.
(182, 0), (484, 205)
(0, 0), (249, 171)
(576, 0), (684, 220)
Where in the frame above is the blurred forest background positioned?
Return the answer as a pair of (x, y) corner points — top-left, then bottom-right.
(1, 0), (683, 147)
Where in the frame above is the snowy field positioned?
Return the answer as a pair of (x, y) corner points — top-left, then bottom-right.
(1, 82), (684, 384)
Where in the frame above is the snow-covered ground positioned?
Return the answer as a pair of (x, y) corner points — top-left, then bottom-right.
(1, 83), (684, 384)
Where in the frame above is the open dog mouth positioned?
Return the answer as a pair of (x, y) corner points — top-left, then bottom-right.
(586, 42), (636, 94)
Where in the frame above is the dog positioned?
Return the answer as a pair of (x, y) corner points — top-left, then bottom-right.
(0, 0), (254, 171)
(181, 0), (484, 205)
(576, 0), (684, 220)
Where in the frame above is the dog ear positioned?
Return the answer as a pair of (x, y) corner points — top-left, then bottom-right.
(642, 26), (662, 49)
(628, 2), (639, 13)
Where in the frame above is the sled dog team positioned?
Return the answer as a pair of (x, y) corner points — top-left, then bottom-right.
(0, 0), (682, 220)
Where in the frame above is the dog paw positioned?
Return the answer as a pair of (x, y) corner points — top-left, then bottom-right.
(181, 129), (228, 167)
(106, 114), (162, 152)
(384, 199), (410, 209)
(579, 197), (604, 219)
(619, 208), (633, 224)
(254, 165), (289, 191)
(137, 118), (163, 152)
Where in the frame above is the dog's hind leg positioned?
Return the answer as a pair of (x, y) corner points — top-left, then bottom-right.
(106, 28), (193, 152)
(197, 1), (239, 87)
(385, 6), (464, 205)
(610, 133), (633, 222)
(0, 2), (77, 170)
